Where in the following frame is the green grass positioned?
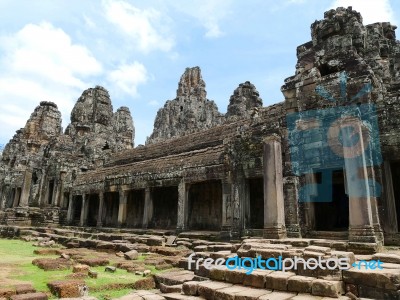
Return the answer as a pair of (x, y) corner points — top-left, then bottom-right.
(0, 239), (174, 299)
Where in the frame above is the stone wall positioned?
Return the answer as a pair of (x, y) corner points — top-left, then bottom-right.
(0, 7), (400, 246)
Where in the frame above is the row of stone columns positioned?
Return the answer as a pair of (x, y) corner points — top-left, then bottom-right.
(261, 127), (382, 244)
(64, 129), (381, 246)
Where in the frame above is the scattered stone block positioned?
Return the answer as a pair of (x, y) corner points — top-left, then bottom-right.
(77, 258), (109, 267)
(0, 287), (16, 298)
(134, 277), (156, 290)
(33, 248), (60, 255)
(73, 264), (90, 274)
(166, 236), (177, 246)
(32, 258), (72, 271)
(124, 250), (139, 260)
(10, 292), (48, 300)
(15, 284), (35, 295)
(47, 280), (85, 298)
(105, 266), (116, 273)
(88, 270), (98, 279)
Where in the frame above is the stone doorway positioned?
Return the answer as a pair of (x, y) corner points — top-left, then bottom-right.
(86, 194), (100, 227)
(313, 169), (349, 231)
(391, 162), (400, 231)
(126, 189), (145, 228)
(149, 186), (178, 229)
(103, 192), (119, 227)
(188, 180), (222, 230)
(247, 178), (264, 229)
(72, 195), (82, 225)
(47, 180), (55, 205)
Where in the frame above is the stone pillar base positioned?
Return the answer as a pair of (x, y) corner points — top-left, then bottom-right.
(286, 224), (302, 238)
(175, 226), (186, 234)
(373, 224), (384, 243)
(348, 225), (380, 243)
(348, 241), (383, 254)
(263, 225), (287, 239)
(220, 225), (234, 240)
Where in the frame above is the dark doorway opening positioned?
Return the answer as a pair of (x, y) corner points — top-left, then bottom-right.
(87, 194), (100, 227)
(314, 169), (349, 231)
(15, 187), (22, 207)
(149, 186), (178, 229)
(247, 178), (264, 229)
(72, 195), (83, 225)
(64, 192), (70, 209)
(6, 188), (14, 208)
(391, 162), (400, 231)
(47, 180), (55, 205)
(103, 192), (119, 227)
(126, 189), (145, 228)
(188, 180), (222, 230)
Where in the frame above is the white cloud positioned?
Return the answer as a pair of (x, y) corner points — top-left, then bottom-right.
(103, 0), (174, 52)
(171, 0), (232, 38)
(0, 22), (102, 140)
(148, 100), (160, 107)
(107, 61), (148, 96)
(330, 0), (396, 25)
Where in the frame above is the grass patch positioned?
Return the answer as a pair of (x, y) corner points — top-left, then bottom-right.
(0, 239), (175, 299)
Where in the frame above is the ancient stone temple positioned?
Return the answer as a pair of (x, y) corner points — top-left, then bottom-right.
(1, 7), (400, 252)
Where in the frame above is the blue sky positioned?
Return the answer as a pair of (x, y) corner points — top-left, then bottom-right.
(0, 0), (399, 146)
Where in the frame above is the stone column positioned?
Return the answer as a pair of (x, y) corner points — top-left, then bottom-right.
(177, 180), (189, 232)
(118, 190), (128, 227)
(37, 173), (46, 207)
(303, 173), (317, 233)
(67, 194), (74, 224)
(263, 134), (287, 239)
(79, 194), (88, 227)
(52, 180), (59, 207)
(221, 181), (233, 233)
(97, 192), (104, 228)
(382, 161), (397, 233)
(57, 172), (67, 207)
(0, 186), (6, 210)
(142, 187), (153, 229)
(340, 117), (378, 244)
(19, 170), (32, 207)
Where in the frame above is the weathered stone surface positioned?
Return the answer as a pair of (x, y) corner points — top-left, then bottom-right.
(147, 67), (222, 144)
(32, 258), (72, 271)
(73, 264), (90, 274)
(226, 81), (262, 119)
(10, 292), (48, 300)
(197, 281), (232, 300)
(311, 279), (344, 298)
(124, 250), (139, 260)
(47, 280), (85, 298)
(134, 277), (156, 290)
(288, 275), (315, 293)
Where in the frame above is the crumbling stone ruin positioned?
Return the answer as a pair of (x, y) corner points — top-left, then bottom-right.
(1, 7), (400, 299)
